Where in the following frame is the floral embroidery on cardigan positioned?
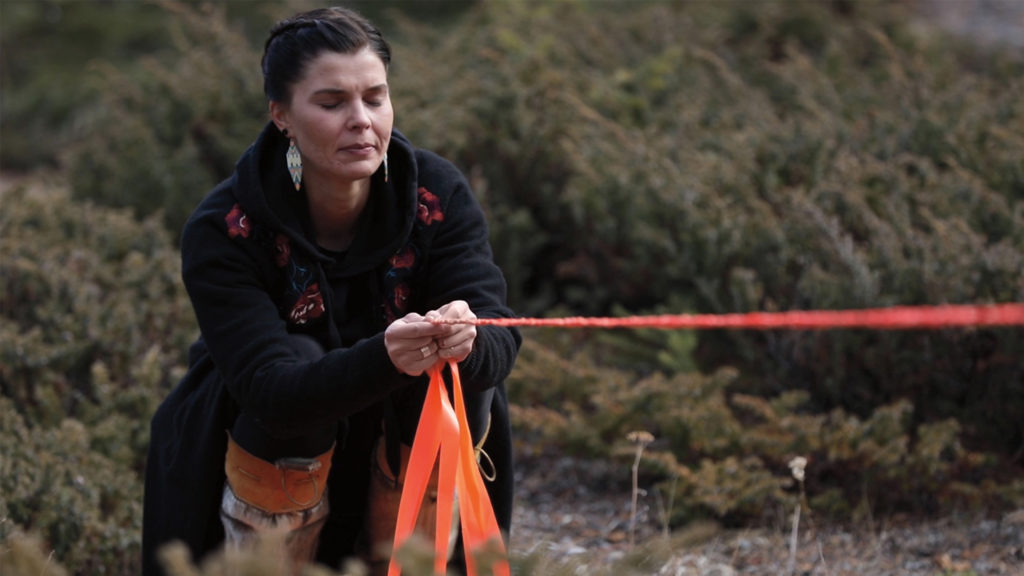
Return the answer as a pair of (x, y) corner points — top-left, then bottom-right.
(225, 204), (251, 239)
(274, 233), (291, 268)
(381, 186), (446, 324)
(383, 245), (417, 325)
(276, 235), (322, 327)
(389, 245), (416, 270)
(417, 187), (444, 226)
(289, 283), (325, 325)
(228, 185), (448, 327)
(224, 204), (323, 328)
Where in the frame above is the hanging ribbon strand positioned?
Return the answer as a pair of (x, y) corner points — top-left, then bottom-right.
(434, 303), (1024, 330)
(388, 361), (510, 576)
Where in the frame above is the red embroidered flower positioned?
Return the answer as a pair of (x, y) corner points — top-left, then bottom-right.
(274, 234), (291, 268)
(225, 204), (251, 239)
(417, 187), (444, 225)
(289, 283), (325, 325)
(392, 283), (410, 313)
(389, 246), (415, 269)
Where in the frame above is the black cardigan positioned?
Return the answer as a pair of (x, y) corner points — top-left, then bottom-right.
(142, 124), (520, 574)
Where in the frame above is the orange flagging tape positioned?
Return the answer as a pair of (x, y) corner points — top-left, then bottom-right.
(396, 303), (1022, 573)
(441, 303), (1024, 330)
(392, 304), (1021, 573)
(388, 361), (509, 576)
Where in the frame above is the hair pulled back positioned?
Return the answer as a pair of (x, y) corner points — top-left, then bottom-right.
(262, 7), (391, 103)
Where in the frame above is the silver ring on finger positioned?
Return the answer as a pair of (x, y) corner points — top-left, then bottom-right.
(420, 345), (432, 359)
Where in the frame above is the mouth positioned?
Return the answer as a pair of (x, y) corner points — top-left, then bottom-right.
(340, 143), (377, 153)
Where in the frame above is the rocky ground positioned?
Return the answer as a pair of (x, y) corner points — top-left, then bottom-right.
(509, 455), (1024, 575)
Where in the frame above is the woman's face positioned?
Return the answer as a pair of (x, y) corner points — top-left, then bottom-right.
(271, 47), (393, 188)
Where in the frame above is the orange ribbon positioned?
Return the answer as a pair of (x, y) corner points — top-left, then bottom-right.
(387, 360), (509, 576)
(435, 303), (1024, 330)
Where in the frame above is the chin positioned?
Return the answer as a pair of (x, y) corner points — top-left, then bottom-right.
(329, 164), (378, 183)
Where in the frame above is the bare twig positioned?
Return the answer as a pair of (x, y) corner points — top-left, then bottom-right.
(787, 502), (801, 576)
(786, 456), (809, 576)
(626, 431), (654, 549)
(653, 473), (679, 540)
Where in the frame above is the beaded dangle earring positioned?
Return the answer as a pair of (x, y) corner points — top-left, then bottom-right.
(383, 152), (389, 183)
(285, 131), (302, 191)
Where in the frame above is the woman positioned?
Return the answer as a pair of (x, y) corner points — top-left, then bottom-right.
(142, 7), (520, 575)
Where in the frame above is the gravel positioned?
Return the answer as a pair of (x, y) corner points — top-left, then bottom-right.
(509, 455), (1024, 575)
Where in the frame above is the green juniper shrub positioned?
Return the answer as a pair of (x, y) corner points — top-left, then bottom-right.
(508, 335), (1024, 526)
(0, 1), (171, 172)
(0, 183), (194, 574)
(67, 2), (267, 241)
(393, 0), (1024, 462)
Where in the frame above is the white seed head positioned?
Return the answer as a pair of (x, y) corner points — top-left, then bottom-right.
(627, 430), (655, 445)
(788, 456), (807, 482)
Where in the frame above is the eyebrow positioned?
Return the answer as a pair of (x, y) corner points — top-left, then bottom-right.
(312, 84), (389, 96)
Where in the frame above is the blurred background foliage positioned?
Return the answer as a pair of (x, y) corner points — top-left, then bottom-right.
(2, 0), (1023, 574)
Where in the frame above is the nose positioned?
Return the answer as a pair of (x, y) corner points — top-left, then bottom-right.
(347, 101), (371, 131)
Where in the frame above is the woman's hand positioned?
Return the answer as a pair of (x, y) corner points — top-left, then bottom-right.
(384, 302), (478, 375)
(426, 300), (477, 363)
(385, 312), (445, 376)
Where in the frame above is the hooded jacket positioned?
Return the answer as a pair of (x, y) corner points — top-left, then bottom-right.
(142, 123), (520, 574)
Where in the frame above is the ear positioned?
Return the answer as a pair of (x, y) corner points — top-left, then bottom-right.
(269, 100), (290, 134)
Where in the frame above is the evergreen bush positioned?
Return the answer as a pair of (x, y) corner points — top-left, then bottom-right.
(391, 0), (1024, 457)
(67, 2), (268, 239)
(0, 182), (194, 574)
(0, 1), (172, 172)
(507, 336), (1024, 526)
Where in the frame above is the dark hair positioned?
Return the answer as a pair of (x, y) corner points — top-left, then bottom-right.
(261, 7), (391, 103)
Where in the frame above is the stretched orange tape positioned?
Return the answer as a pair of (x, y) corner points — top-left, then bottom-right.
(435, 303), (1024, 330)
(387, 361), (509, 576)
